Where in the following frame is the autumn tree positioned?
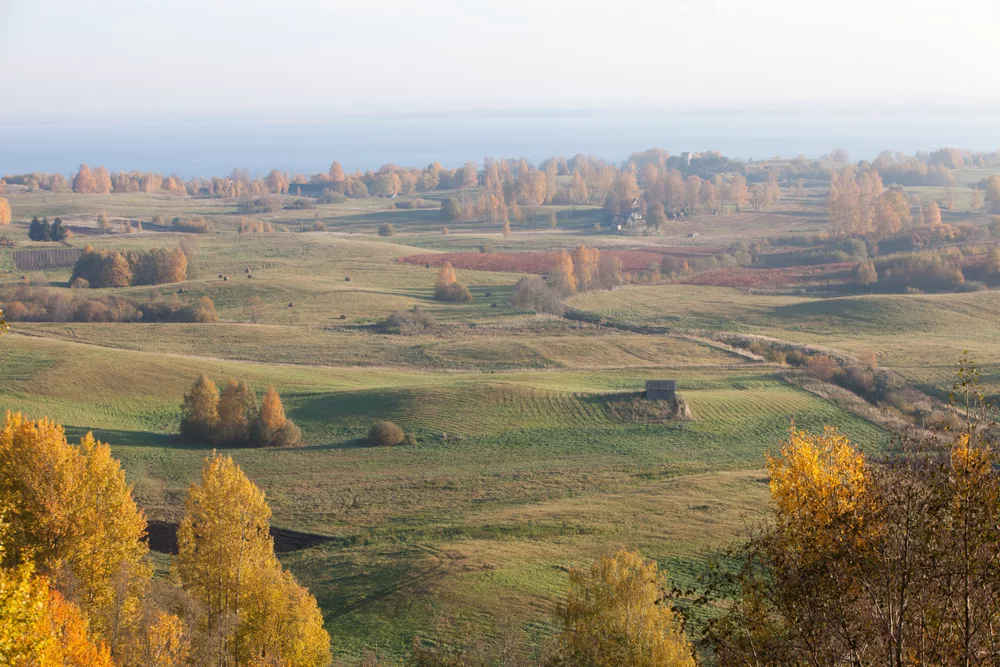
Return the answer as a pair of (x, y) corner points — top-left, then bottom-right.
(572, 245), (600, 291)
(501, 220), (511, 238)
(181, 375), (220, 443)
(0, 413), (151, 654)
(440, 197), (460, 222)
(434, 262), (472, 303)
(873, 189), (911, 237)
(549, 250), (577, 294)
(0, 197), (10, 226)
(252, 387), (302, 448)
(986, 175), (1000, 213)
(971, 186), (983, 211)
(720, 174), (747, 212)
(176, 453), (331, 666)
(549, 549), (696, 667)
(73, 164), (98, 193)
(854, 260), (878, 285)
(328, 161), (344, 182)
(707, 374), (1000, 667)
(985, 246), (1000, 274)
(647, 201), (667, 229)
(926, 199), (943, 226)
(216, 379), (257, 446)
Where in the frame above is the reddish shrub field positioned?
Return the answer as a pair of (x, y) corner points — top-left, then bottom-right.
(683, 262), (854, 288)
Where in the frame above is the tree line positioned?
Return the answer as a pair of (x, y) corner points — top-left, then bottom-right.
(0, 285), (219, 324)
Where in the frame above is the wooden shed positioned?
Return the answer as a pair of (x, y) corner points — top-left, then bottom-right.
(645, 380), (676, 401)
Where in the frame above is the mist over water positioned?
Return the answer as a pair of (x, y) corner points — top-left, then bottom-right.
(2, 113), (999, 178)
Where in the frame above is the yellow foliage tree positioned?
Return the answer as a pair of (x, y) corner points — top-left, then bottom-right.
(766, 425), (871, 563)
(0, 413), (151, 651)
(552, 549), (695, 667)
(572, 246), (601, 291)
(501, 220), (511, 238)
(436, 262), (458, 288)
(926, 200), (943, 226)
(550, 250), (577, 294)
(0, 196), (10, 226)
(253, 387), (301, 448)
(37, 588), (115, 667)
(176, 453), (330, 666)
(127, 609), (190, 667)
(216, 379), (257, 445)
(180, 375), (220, 443)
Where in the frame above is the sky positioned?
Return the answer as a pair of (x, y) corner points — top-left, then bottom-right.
(2, 0), (1000, 123)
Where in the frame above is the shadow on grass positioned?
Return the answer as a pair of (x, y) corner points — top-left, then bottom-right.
(62, 426), (187, 449)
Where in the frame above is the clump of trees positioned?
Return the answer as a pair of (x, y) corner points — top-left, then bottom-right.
(171, 216), (214, 234)
(377, 223), (395, 237)
(434, 262), (473, 303)
(28, 216), (70, 241)
(547, 245), (624, 295)
(237, 218), (274, 233)
(512, 277), (565, 315)
(180, 376), (302, 447)
(71, 244), (188, 288)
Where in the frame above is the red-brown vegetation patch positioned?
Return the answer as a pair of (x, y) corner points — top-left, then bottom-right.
(403, 246), (724, 274)
(684, 262), (854, 289)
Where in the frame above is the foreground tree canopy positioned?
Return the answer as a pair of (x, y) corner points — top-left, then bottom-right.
(706, 369), (1000, 664)
(0, 412), (330, 667)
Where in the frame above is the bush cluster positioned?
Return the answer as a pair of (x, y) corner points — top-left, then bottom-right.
(434, 282), (473, 303)
(1, 285), (218, 323)
(171, 216), (214, 233)
(512, 277), (565, 315)
(366, 421), (416, 446)
(382, 307), (437, 333)
(71, 244), (187, 288)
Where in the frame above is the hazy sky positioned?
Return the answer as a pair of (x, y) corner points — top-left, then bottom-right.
(2, 0), (999, 121)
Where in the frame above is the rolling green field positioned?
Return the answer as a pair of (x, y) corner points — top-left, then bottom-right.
(7, 188), (981, 662)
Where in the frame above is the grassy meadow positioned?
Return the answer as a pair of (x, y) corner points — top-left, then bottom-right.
(5, 181), (991, 661)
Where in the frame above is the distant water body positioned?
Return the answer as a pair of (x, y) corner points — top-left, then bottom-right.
(2, 113), (999, 178)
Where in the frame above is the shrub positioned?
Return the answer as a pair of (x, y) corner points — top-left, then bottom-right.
(368, 421), (405, 446)
(805, 355), (839, 381)
(377, 223), (395, 237)
(434, 282), (473, 303)
(320, 190), (347, 204)
(172, 216), (214, 234)
(404, 433), (417, 446)
(383, 308), (437, 333)
(513, 277), (564, 315)
(440, 197), (460, 222)
(765, 349), (787, 364)
(70, 277), (89, 289)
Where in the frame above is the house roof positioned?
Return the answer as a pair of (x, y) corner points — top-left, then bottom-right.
(645, 380), (676, 391)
